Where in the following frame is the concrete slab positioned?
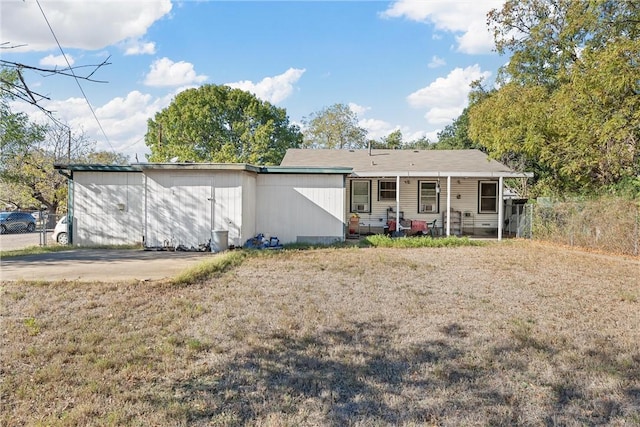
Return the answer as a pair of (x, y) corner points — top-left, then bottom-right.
(0, 249), (214, 282)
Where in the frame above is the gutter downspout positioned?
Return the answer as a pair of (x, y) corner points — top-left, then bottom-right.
(143, 174), (148, 248)
(68, 171), (73, 245)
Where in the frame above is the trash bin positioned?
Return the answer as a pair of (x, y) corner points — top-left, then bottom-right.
(211, 230), (228, 253)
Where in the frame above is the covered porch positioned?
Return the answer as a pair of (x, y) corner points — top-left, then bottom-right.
(346, 170), (533, 241)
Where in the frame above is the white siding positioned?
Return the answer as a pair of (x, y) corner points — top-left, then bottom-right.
(240, 173), (257, 247)
(256, 174), (345, 244)
(72, 172), (143, 246)
(212, 172), (243, 246)
(346, 177), (499, 234)
(144, 170), (244, 249)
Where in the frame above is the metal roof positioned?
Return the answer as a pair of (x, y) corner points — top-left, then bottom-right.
(260, 166), (352, 174)
(54, 162), (352, 175)
(133, 162), (263, 172)
(54, 164), (142, 172)
(280, 149), (533, 178)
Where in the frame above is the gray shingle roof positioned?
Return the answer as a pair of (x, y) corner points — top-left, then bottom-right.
(281, 149), (531, 178)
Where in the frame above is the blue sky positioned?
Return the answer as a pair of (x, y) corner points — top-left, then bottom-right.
(2, 0), (506, 161)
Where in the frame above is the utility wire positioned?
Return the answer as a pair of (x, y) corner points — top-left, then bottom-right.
(35, 0), (116, 155)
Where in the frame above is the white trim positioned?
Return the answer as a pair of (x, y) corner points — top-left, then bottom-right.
(446, 176), (451, 237)
(350, 180), (371, 213)
(378, 179), (397, 201)
(395, 175), (400, 232)
(418, 180), (439, 213)
(498, 177), (504, 241)
(352, 171), (533, 178)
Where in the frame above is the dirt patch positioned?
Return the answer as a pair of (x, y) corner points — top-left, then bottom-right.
(1, 241), (639, 425)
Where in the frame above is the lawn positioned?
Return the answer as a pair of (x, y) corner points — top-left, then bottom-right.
(1, 240), (639, 426)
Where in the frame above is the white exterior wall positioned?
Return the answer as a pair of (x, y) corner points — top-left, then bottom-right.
(72, 172), (144, 246)
(144, 170), (245, 249)
(240, 173), (257, 248)
(451, 179), (500, 233)
(346, 177), (499, 234)
(346, 178), (448, 229)
(256, 174), (345, 244)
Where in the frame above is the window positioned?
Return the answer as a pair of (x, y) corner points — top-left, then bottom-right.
(419, 181), (439, 213)
(479, 181), (498, 213)
(351, 180), (370, 213)
(378, 180), (396, 201)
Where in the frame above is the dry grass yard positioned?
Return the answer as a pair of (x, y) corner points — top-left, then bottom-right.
(1, 240), (639, 426)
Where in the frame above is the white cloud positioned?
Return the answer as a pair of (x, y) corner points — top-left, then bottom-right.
(381, 0), (503, 54)
(424, 107), (466, 125)
(346, 103), (394, 140)
(348, 102), (370, 116)
(12, 90), (174, 160)
(407, 65), (491, 125)
(144, 57), (208, 87)
(1, 0), (171, 52)
(124, 40), (156, 56)
(226, 68), (305, 104)
(359, 118), (394, 140)
(428, 55), (446, 69)
(39, 54), (75, 67)
(456, 20), (496, 55)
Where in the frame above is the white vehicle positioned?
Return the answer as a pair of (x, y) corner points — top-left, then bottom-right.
(52, 216), (68, 245)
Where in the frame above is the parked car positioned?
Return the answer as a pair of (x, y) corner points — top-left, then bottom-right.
(0, 211), (37, 234)
(52, 216), (68, 244)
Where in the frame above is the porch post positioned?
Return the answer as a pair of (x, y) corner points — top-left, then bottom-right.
(396, 175), (401, 233)
(446, 175), (451, 237)
(498, 176), (504, 241)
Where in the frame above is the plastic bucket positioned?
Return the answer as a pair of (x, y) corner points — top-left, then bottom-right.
(211, 230), (228, 252)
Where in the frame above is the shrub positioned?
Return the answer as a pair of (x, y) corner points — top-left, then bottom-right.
(361, 234), (486, 248)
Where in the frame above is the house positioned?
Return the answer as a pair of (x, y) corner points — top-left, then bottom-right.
(55, 163), (351, 248)
(55, 149), (531, 247)
(280, 149), (533, 239)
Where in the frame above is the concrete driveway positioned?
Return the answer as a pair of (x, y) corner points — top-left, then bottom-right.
(0, 231), (52, 251)
(0, 249), (213, 282)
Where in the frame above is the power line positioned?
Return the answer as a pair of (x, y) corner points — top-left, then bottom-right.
(34, 0), (116, 155)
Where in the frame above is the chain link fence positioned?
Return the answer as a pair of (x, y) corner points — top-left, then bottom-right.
(531, 197), (640, 256)
(0, 211), (64, 249)
(504, 201), (533, 239)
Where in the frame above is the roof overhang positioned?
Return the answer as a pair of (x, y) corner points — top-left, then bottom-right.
(351, 171), (534, 179)
(54, 164), (142, 172)
(133, 162), (263, 173)
(260, 166), (353, 174)
(54, 163), (354, 177)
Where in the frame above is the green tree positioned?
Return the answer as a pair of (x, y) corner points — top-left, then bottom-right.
(435, 107), (484, 150)
(85, 150), (130, 165)
(145, 85), (301, 165)
(404, 136), (434, 150)
(382, 129), (403, 149)
(302, 103), (367, 149)
(1, 70), (45, 168)
(0, 122), (102, 213)
(469, 0), (640, 194)
(1, 67), (122, 213)
(369, 129), (404, 149)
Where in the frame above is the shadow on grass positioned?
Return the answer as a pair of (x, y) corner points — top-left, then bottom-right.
(155, 321), (640, 425)
(160, 321), (489, 425)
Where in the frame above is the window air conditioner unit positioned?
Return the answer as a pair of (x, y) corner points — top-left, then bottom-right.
(422, 204), (433, 212)
(356, 204), (367, 211)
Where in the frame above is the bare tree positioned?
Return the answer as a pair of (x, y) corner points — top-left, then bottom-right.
(0, 46), (111, 117)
